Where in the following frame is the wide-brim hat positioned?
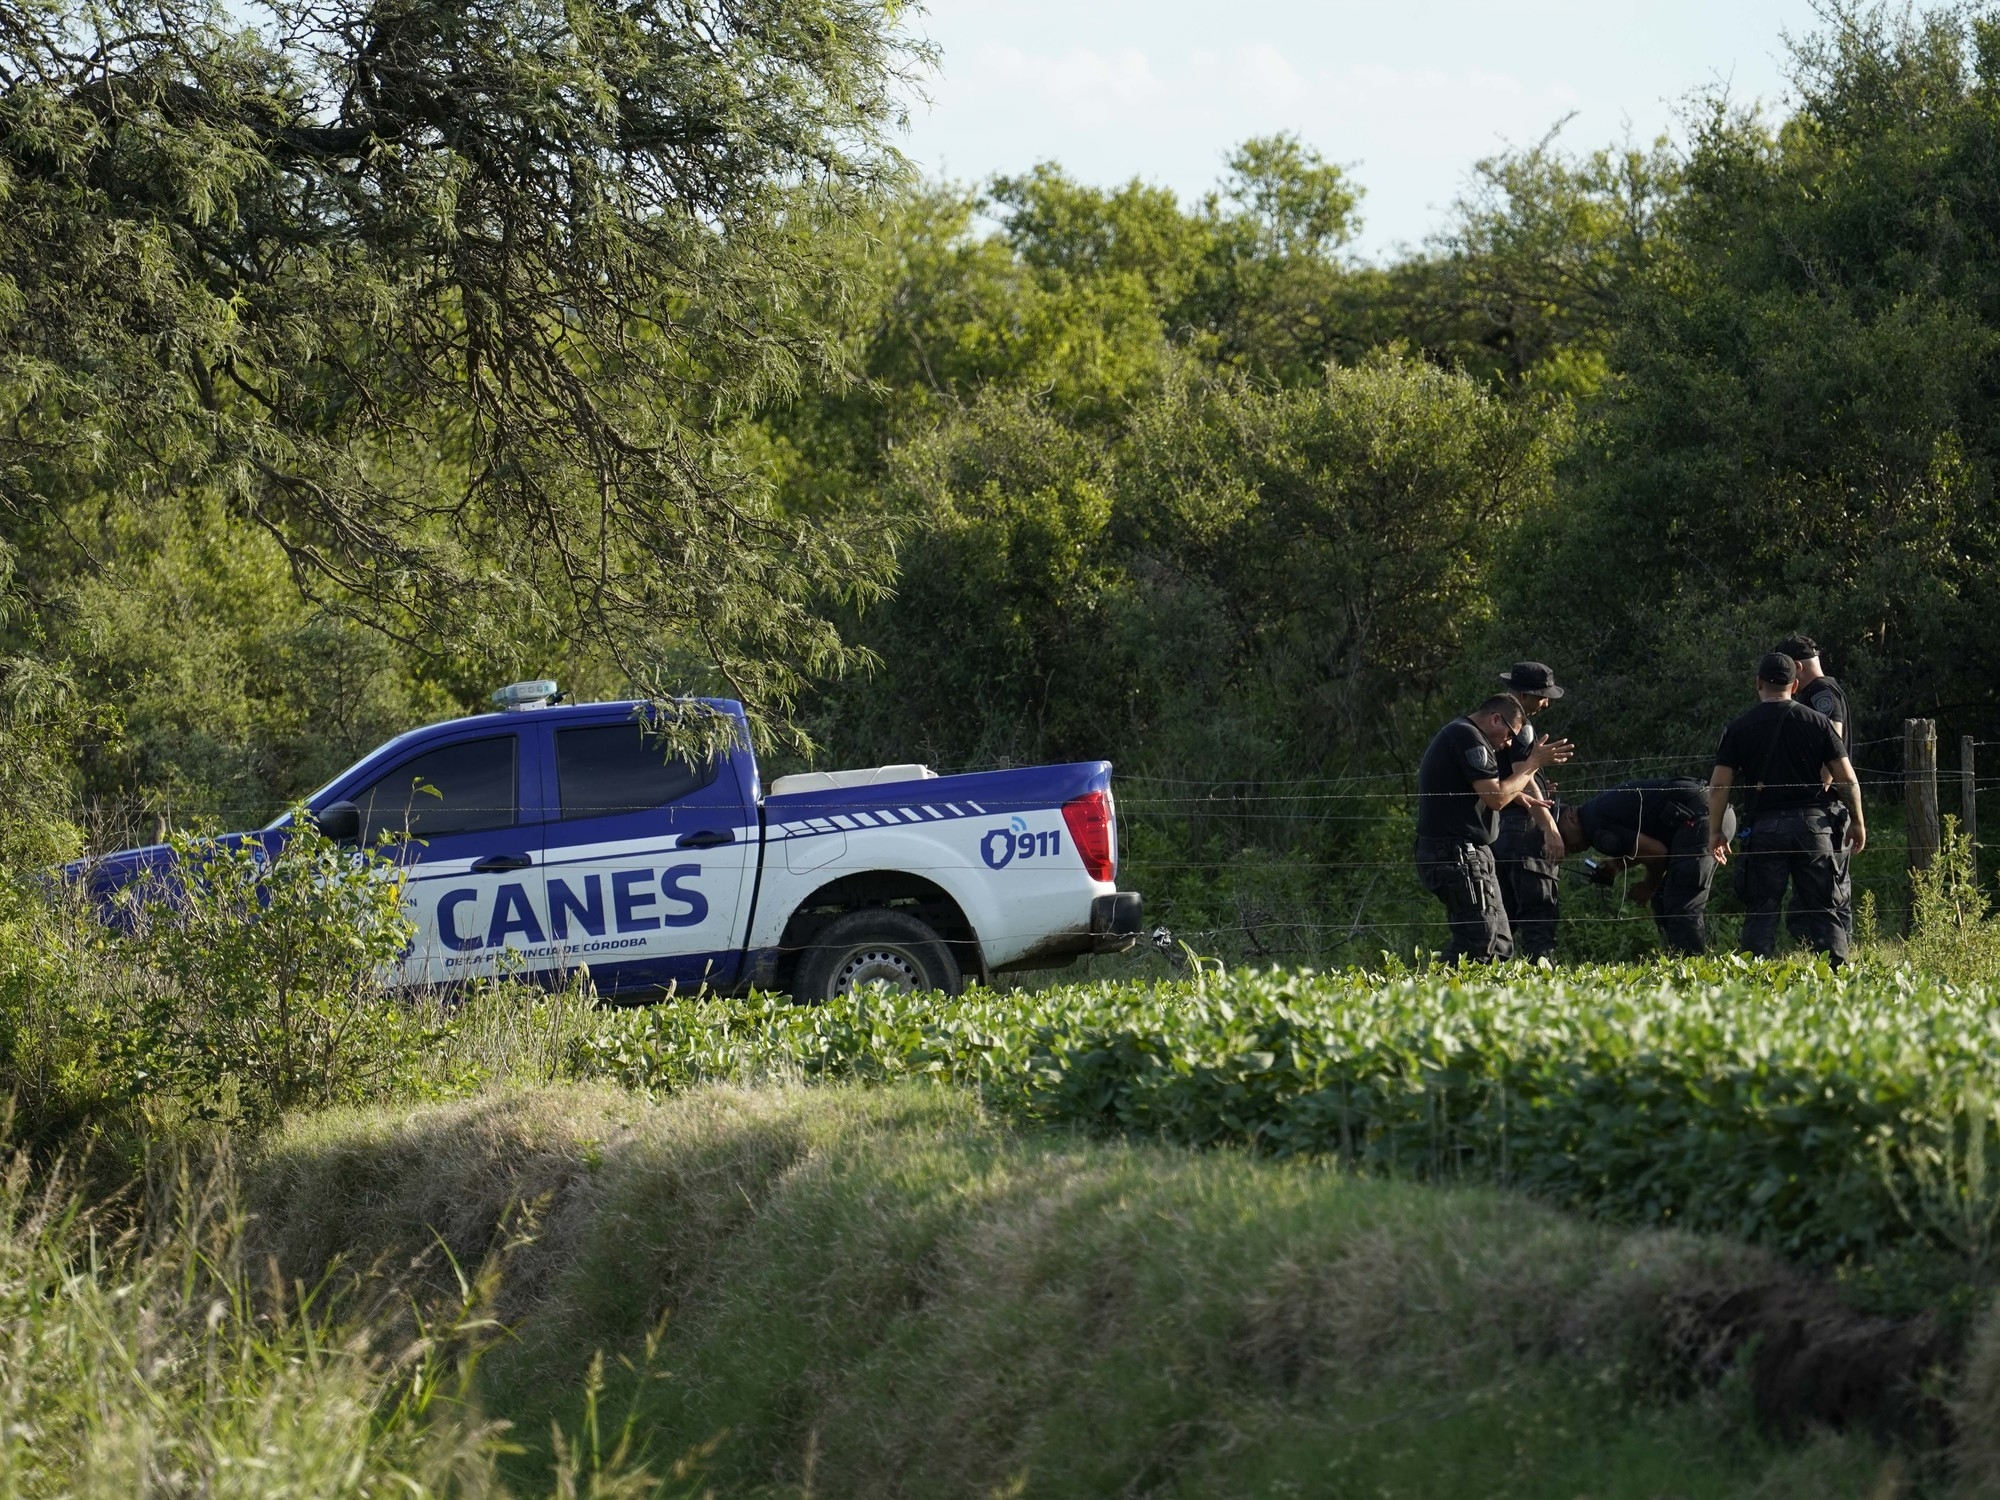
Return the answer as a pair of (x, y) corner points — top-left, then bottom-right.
(1499, 661), (1564, 699)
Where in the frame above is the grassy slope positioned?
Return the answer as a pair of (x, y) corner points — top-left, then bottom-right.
(250, 1082), (1896, 1498)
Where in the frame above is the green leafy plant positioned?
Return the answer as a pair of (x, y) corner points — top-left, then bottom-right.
(113, 816), (431, 1124)
(1907, 815), (2000, 983)
(1880, 1087), (2000, 1266)
(568, 958), (2000, 1264)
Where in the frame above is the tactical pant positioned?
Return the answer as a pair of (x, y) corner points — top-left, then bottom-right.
(1416, 836), (1514, 962)
(1733, 808), (1850, 964)
(1651, 818), (1716, 956)
(1825, 802), (1855, 945)
(1494, 808), (1560, 961)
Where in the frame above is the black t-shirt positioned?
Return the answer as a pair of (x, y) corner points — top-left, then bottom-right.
(1577, 777), (1708, 857)
(1798, 674), (1848, 735)
(1417, 717), (1504, 844)
(1713, 700), (1846, 821)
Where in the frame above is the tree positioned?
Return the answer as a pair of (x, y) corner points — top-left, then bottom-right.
(1501, 3), (2000, 757)
(0, 0), (921, 734)
(809, 352), (1566, 779)
(1408, 128), (1677, 397)
(1118, 355), (1567, 773)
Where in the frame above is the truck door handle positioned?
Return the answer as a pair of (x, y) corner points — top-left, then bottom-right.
(470, 853), (534, 873)
(676, 829), (733, 849)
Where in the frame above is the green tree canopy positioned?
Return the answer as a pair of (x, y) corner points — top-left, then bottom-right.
(1504, 3), (2000, 756)
(0, 0), (920, 726)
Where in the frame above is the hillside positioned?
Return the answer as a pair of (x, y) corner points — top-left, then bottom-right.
(250, 1081), (1911, 1497)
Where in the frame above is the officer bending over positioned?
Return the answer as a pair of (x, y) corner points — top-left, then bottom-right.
(1492, 662), (1569, 960)
(1708, 653), (1867, 964)
(1557, 778), (1733, 955)
(1415, 695), (1573, 962)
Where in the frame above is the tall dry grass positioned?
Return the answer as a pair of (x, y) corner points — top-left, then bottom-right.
(0, 1128), (686, 1498)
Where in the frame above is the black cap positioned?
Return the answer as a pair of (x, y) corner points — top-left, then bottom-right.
(1758, 651), (1798, 686)
(1498, 661), (1564, 699)
(1776, 634), (1819, 662)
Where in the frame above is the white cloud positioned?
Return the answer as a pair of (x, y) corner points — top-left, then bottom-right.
(1227, 43), (1307, 109)
(954, 43), (1169, 127)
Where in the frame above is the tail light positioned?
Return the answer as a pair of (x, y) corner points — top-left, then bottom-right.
(1062, 789), (1117, 883)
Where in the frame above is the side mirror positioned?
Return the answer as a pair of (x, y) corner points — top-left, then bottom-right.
(313, 801), (362, 843)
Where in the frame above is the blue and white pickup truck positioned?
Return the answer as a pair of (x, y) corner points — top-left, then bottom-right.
(76, 683), (1143, 1001)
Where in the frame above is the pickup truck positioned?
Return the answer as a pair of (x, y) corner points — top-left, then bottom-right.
(75, 682), (1144, 1001)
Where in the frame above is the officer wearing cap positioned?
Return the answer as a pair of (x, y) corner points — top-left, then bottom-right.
(1492, 662), (1569, 959)
(1415, 693), (1573, 961)
(1708, 652), (1866, 964)
(1557, 777), (1733, 955)
(1775, 633), (1854, 944)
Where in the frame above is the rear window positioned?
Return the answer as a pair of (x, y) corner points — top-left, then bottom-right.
(556, 723), (716, 820)
(357, 735), (517, 843)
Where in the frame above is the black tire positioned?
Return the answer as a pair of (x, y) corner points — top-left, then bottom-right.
(791, 909), (964, 1002)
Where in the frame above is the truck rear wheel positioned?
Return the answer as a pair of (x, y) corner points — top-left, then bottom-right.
(792, 909), (963, 1002)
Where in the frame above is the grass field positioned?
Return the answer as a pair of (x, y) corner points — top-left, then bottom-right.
(14, 949), (2000, 1494)
(248, 1081), (1908, 1499)
(570, 958), (2000, 1266)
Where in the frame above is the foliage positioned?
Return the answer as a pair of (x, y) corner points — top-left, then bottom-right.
(1504, 4), (2000, 759)
(1401, 127), (1678, 399)
(107, 819), (436, 1123)
(44, 500), (459, 832)
(0, 0), (920, 736)
(0, 818), (453, 1138)
(1907, 815), (2000, 983)
(0, 652), (87, 866)
(802, 351), (1565, 778)
(570, 960), (2000, 1265)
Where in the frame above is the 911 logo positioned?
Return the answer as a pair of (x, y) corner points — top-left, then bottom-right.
(980, 815), (1063, 870)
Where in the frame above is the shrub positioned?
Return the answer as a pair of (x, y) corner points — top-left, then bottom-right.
(1906, 816), (2000, 983)
(106, 818), (437, 1125)
(570, 960), (2000, 1264)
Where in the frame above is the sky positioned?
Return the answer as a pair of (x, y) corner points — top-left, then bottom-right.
(894, 0), (1826, 260)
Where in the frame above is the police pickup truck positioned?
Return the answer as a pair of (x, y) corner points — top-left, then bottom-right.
(77, 682), (1143, 1001)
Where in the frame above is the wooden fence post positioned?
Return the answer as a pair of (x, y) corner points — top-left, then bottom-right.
(1963, 733), (1978, 880)
(1906, 718), (1940, 877)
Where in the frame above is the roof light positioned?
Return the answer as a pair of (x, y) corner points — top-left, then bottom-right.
(491, 679), (561, 711)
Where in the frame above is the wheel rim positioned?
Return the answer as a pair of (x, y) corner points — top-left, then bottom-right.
(830, 944), (925, 996)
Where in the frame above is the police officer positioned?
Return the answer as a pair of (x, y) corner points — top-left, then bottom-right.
(1415, 694), (1573, 962)
(1557, 777), (1733, 955)
(1775, 633), (1854, 943)
(1709, 653), (1867, 964)
(1492, 662), (1568, 959)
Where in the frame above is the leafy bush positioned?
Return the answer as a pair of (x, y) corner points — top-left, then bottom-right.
(0, 820), (459, 1139)
(107, 820), (436, 1125)
(1905, 816), (2000, 984)
(572, 960), (2000, 1264)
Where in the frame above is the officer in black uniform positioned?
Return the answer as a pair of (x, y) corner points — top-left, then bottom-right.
(1492, 662), (1568, 960)
(1414, 694), (1573, 962)
(1709, 653), (1867, 963)
(1775, 634), (1854, 945)
(1557, 777), (1733, 955)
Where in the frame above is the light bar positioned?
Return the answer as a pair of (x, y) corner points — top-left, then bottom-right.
(491, 679), (560, 711)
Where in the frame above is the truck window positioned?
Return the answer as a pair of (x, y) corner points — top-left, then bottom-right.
(556, 723), (717, 819)
(357, 735), (517, 843)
